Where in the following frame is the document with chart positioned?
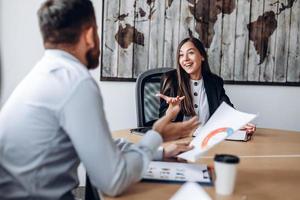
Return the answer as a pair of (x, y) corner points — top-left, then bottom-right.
(178, 102), (257, 162)
(142, 161), (212, 185)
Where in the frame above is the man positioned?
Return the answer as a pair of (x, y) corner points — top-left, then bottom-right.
(0, 0), (199, 199)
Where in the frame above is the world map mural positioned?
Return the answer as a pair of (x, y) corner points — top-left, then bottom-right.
(101, 0), (300, 85)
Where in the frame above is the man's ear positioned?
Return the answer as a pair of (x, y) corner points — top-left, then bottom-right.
(84, 26), (95, 48)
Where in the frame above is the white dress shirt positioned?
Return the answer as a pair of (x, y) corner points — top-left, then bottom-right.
(183, 79), (210, 126)
(0, 50), (163, 200)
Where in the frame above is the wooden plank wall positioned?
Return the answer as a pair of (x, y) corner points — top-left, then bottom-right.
(259, 0), (276, 82)
(234, 0), (250, 81)
(102, 0), (119, 77)
(133, 0), (150, 77)
(101, 0), (300, 85)
(287, 0), (300, 82)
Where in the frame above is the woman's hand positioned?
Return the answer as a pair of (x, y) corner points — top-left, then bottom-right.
(163, 141), (193, 159)
(156, 93), (185, 116)
(241, 123), (256, 135)
(156, 93), (185, 105)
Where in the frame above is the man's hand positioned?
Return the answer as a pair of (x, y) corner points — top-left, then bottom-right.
(163, 142), (194, 159)
(153, 104), (200, 141)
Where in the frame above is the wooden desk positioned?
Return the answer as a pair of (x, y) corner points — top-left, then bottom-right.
(106, 128), (300, 200)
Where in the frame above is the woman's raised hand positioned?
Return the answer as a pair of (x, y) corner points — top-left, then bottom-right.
(156, 93), (185, 116)
(156, 93), (185, 105)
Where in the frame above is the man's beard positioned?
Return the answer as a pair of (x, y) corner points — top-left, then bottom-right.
(86, 46), (100, 70)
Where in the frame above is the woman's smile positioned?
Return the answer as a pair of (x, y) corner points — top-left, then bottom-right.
(179, 41), (203, 80)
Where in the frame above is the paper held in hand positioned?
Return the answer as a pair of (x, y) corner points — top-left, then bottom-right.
(177, 102), (257, 162)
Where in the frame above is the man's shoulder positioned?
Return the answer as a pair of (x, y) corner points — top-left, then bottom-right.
(26, 54), (95, 108)
(39, 53), (92, 86)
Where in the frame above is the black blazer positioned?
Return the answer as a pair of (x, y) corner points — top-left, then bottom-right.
(159, 69), (233, 122)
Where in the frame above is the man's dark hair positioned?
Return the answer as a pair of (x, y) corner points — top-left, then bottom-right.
(38, 0), (96, 45)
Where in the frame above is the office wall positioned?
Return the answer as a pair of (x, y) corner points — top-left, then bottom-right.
(1, 0), (300, 132)
(0, 0), (299, 187)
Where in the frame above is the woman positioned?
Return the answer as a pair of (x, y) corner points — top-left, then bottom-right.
(157, 37), (255, 135)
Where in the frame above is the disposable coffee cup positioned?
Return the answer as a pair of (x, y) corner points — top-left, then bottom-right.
(214, 154), (240, 195)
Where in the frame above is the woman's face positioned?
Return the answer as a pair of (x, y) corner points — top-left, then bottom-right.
(178, 41), (203, 80)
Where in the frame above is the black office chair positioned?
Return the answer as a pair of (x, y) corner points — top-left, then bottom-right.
(85, 175), (101, 200)
(135, 68), (174, 128)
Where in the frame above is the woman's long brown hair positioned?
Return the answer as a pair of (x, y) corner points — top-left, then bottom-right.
(176, 37), (211, 116)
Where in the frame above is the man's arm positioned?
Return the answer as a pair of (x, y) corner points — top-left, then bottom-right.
(59, 78), (162, 196)
(114, 138), (164, 160)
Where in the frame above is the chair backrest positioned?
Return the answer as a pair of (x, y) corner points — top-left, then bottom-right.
(136, 68), (174, 127)
(85, 175), (101, 200)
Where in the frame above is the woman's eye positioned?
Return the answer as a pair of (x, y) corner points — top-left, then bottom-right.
(179, 54), (183, 57)
(188, 51), (194, 55)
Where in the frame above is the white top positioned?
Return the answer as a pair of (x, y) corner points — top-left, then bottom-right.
(0, 50), (163, 199)
(183, 79), (210, 126)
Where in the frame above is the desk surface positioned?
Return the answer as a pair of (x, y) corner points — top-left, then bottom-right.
(106, 128), (300, 200)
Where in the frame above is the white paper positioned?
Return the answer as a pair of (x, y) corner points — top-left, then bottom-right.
(178, 102), (257, 162)
(170, 182), (212, 200)
(142, 161), (211, 184)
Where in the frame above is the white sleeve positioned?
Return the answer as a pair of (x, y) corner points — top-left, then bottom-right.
(59, 79), (163, 196)
(114, 138), (163, 161)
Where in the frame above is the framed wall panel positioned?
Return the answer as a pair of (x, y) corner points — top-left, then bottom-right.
(101, 0), (300, 86)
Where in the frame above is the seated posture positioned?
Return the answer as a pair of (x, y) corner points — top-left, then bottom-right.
(157, 37), (255, 138)
(0, 1), (199, 199)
